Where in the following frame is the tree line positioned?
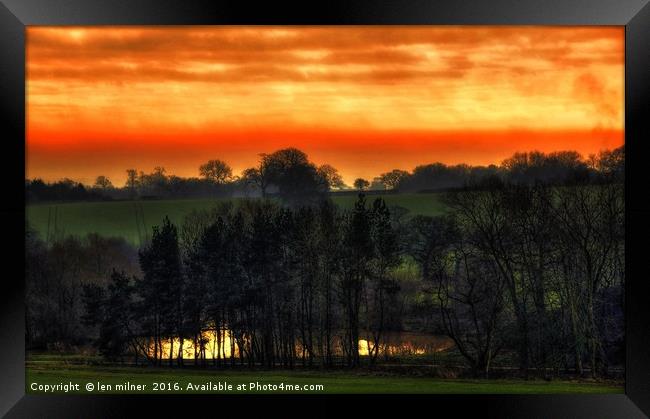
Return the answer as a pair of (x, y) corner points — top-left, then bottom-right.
(25, 146), (624, 203)
(76, 196), (401, 368)
(26, 159), (624, 377)
(410, 180), (623, 377)
(26, 148), (343, 204)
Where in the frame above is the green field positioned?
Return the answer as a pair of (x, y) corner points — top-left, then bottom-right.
(26, 355), (621, 394)
(26, 193), (447, 245)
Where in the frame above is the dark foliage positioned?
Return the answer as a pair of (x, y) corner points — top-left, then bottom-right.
(25, 148), (625, 378)
(26, 178), (110, 203)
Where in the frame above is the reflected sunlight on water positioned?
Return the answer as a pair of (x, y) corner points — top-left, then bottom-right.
(150, 330), (453, 359)
(153, 329), (239, 360)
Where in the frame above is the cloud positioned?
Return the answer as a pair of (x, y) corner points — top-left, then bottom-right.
(26, 26), (624, 145)
(573, 72), (622, 124)
(25, 26), (625, 187)
(27, 26), (622, 85)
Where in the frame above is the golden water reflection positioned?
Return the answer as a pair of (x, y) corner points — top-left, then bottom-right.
(153, 329), (239, 360)
(151, 330), (453, 360)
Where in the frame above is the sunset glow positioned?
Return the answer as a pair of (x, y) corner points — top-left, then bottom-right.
(26, 26), (624, 185)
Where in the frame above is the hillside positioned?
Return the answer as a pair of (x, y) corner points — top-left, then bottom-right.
(26, 193), (447, 245)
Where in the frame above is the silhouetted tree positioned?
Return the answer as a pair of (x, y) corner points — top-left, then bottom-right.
(412, 214), (507, 377)
(592, 145), (624, 182)
(83, 270), (137, 362)
(199, 159), (233, 184)
(365, 198), (400, 364)
(549, 183), (624, 376)
(94, 176), (113, 190)
(353, 178), (370, 191)
(379, 169), (409, 190)
(241, 153), (274, 198)
(261, 148), (328, 205)
(137, 216), (184, 365)
(318, 164), (346, 190)
(125, 169), (138, 198)
(339, 194), (374, 366)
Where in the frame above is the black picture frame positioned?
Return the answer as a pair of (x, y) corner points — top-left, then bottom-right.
(1, 1), (648, 417)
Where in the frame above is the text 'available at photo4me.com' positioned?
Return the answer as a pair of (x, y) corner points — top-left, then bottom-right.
(29, 380), (325, 394)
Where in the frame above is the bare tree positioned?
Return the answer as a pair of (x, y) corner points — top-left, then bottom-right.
(434, 238), (506, 378)
(379, 169), (409, 190)
(199, 159), (233, 184)
(125, 169), (138, 198)
(241, 153), (274, 198)
(445, 183), (534, 374)
(549, 183), (623, 376)
(94, 175), (113, 190)
(365, 198), (400, 364)
(318, 164), (346, 190)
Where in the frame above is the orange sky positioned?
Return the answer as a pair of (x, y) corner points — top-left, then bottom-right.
(26, 26), (624, 186)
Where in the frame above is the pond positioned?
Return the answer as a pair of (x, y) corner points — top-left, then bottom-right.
(149, 329), (453, 360)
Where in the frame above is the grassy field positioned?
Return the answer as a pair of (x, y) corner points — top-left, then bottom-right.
(26, 355), (621, 395)
(26, 193), (447, 245)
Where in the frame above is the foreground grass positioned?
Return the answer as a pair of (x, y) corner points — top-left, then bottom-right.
(26, 193), (446, 245)
(26, 359), (622, 395)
